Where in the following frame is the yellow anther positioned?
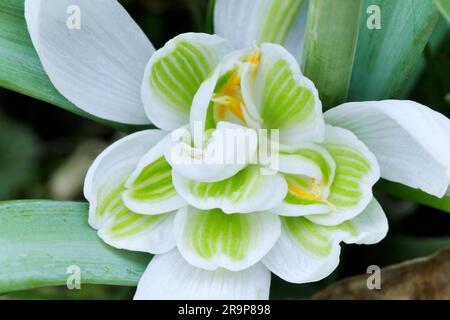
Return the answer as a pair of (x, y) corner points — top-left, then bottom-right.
(246, 49), (261, 65)
(288, 182), (337, 212)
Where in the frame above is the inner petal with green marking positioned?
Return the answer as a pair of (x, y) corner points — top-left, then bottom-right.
(174, 207), (281, 271)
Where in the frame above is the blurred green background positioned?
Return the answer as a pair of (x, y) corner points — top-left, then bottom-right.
(0, 0), (449, 300)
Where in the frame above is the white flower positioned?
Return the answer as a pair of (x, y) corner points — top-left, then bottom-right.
(25, 0), (450, 300)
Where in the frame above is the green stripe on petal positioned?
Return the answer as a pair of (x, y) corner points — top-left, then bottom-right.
(257, 0), (305, 44)
(84, 130), (177, 254)
(263, 198), (387, 284)
(213, 0), (308, 63)
(305, 125), (380, 226)
(123, 137), (187, 215)
(98, 204), (176, 254)
(173, 165), (287, 214)
(175, 207), (281, 271)
(142, 33), (233, 130)
(273, 144), (337, 216)
(255, 43), (324, 144)
(84, 130), (167, 229)
(262, 215), (341, 283)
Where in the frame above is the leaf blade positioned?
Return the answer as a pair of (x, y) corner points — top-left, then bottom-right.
(302, 0), (363, 109)
(349, 0), (440, 101)
(0, 200), (150, 294)
(376, 180), (450, 213)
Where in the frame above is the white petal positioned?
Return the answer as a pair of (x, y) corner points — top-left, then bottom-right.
(263, 199), (388, 284)
(165, 122), (258, 183)
(272, 143), (336, 216)
(254, 43), (324, 144)
(98, 210), (177, 254)
(25, 0), (154, 124)
(84, 130), (166, 229)
(173, 165), (287, 214)
(214, 0), (307, 59)
(325, 100), (450, 197)
(174, 207), (281, 271)
(134, 250), (271, 300)
(141, 33), (233, 130)
(84, 130), (177, 254)
(262, 216), (341, 284)
(305, 125), (380, 226)
(339, 198), (388, 245)
(122, 136), (187, 215)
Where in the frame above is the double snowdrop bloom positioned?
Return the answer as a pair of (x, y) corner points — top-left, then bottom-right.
(25, 0), (450, 299)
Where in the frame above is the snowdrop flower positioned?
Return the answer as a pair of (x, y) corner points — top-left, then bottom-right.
(25, 0), (450, 299)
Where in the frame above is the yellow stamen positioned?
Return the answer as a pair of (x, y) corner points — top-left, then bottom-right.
(288, 182), (337, 211)
(288, 183), (324, 202)
(246, 50), (261, 65)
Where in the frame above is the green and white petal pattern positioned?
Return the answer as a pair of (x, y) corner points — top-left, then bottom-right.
(142, 33), (233, 130)
(325, 100), (450, 198)
(84, 130), (177, 254)
(25, 0), (154, 124)
(305, 125), (380, 226)
(84, 130), (166, 229)
(165, 122), (258, 183)
(174, 207), (281, 271)
(98, 209), (176, 254)
(274, 143), (336, 216)
(173, 165), (288, 214)
(262, 216), (342, 283)
(263, 199), (387, 283)
(214, 0), (307, 60)
(255, 43), (324, 144)
(123, 137), (187, 215)
(135, 250), (271, 300)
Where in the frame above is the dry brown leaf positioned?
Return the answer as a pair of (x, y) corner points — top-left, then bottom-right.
(313, 247), (450, 300)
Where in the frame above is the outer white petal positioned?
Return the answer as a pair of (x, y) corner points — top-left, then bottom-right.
(262, 216), (341, 284)
(174, 207), (281, 271)
(141, 33), (233, 130)
(134, 250), (271, 300)
(173, 165), (287, 214)
(325, 100), (450, 197)
(25, 0), (154, 124)
(214, 0), (307, 62)
(83, 130), (177, 254)
(84, 130), (166, 229)
(165, 122), (258, 183)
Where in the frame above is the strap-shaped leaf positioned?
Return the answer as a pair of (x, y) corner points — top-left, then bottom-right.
(434, 0), (450, 23)
(302, 0), (363, 108)
(377, 180), (450, 214)
(0, 0), (146, 131)
(0, 200), (149, 294)
(349, 0), (440, 101)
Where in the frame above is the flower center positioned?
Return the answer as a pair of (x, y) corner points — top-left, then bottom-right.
(211, 49), (261, 126)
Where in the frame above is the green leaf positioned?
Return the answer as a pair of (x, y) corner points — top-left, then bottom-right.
(0, 0), (149, 132)
(0, 200), (150, 294)
(376, 180), (450, 213)
(349, 0), (440, 101)
(302, 0), (363, 109)
(434, 0), (450, 23)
